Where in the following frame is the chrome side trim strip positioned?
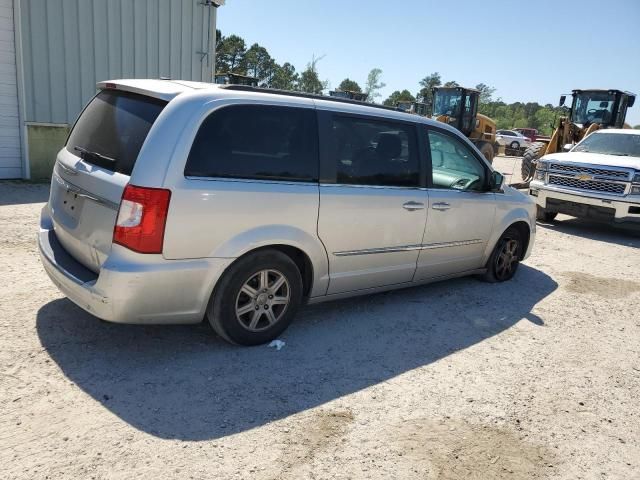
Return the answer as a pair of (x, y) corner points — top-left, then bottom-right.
(333, 244), (423, 256)
(420, 239), (483, 250)
(333, 239), (483, 256)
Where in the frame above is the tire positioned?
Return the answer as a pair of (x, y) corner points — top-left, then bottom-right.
(536, 205), (557, 222)
(481, 226), (523, 283)
(207, 249), (303, 346)
(521, 142), (547, 182)
(479, 142), (495, 163)
(509, 141), (520, 150)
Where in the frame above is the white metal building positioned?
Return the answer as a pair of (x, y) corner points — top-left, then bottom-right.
(0, 0), (220, 179)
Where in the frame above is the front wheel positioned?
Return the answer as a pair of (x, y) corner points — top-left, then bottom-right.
(481, 227), (523, 283)
(207, 250), (303, 346)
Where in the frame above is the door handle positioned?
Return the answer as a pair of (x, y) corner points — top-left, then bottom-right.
(402, 201), (425, 211)
(432, 202), (451, 211)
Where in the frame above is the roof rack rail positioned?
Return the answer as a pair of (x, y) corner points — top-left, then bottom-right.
(219, 84), (403, 113)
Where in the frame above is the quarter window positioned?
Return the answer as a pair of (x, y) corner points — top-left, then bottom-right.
(329, 115), (419, 187)
(428, 130), (486, 191)
(185, 105), (318, 182)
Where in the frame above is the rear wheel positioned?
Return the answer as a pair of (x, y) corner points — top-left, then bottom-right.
(479, 142), (495, 163)
(207, 250), (303, 346)
(521, 142), (547, 182)
(536, 205), (557, 222)
(481, 227), (523, 283)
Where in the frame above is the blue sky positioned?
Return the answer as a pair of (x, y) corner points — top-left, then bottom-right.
(217, 0), (640, 126)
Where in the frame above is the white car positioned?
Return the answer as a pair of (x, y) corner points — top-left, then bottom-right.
(496, 130), (531, 150)
(529, 129), (640, 224)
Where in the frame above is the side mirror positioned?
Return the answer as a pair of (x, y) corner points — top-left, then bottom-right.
(559, 95), (566, 106)
(563, 143), (573, 152)
(489, 171), (504, 191)
(628, 96), (635, 108)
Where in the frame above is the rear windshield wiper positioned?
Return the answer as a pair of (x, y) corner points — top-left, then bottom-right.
(73, 146), (117, 169)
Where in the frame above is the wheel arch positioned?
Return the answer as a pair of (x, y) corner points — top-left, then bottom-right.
(484, 208), (534, 263)
(208, 225), (329, 300)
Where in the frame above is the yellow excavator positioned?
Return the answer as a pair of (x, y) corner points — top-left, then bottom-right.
(431, 86), (499, 163)
(520, 89), (636, 184)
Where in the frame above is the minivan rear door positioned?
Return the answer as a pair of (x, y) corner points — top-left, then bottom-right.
(49, 89), (167, 272)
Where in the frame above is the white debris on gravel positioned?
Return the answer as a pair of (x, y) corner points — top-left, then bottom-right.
(268, 339), (286, 351)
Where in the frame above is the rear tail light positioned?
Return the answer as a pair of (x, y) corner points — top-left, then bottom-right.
(113, 184), (171, 254)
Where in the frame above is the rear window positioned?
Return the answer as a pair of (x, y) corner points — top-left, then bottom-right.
(184, 105), (319, 182)
(66, 90), (167, 175)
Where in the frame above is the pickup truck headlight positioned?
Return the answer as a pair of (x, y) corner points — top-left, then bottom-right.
(534, 161), (548, 181)
(633, 172), (640, 183)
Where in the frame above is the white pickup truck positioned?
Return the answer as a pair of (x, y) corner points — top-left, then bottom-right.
(529, 129), (640, 224)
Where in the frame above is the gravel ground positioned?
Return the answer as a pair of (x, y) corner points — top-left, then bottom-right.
(1, 160), (639, 479)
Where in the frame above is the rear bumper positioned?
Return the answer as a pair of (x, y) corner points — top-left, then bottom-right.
(530, 182), (640, 224)
(38, 207), (233, 324)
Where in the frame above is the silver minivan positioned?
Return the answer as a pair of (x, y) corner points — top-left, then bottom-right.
(39, 80), (536, 345)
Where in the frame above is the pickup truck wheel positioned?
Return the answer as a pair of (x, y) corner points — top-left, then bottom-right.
(521, 142), (546, 182)
(207, 250), (303, 346)
(481, 227), (522, 283)
(536, 205), (557, 222)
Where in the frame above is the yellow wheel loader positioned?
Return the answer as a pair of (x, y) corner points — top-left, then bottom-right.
(432, 86), (499, 163)
(519, 89), (636, 185)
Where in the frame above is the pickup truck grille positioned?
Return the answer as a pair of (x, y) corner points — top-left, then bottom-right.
(548, 162), (630, 180)
(548, 175), (626, 195)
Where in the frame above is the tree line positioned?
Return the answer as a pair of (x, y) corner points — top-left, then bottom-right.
(216, 31), (635, 134)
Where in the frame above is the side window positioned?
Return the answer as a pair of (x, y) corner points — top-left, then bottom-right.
(329, 115), (419, 187)
(428, 130), (486, 191)
(185, 105), (318, 182)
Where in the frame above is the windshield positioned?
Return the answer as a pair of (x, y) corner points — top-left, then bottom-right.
(573, 132), (640, 157)
(433, 91), (463, 117)
(572, 92), (616, 125)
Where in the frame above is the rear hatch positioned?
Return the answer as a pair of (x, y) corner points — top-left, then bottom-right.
(49, 88), (167, 272)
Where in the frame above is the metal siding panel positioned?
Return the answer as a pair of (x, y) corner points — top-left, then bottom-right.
(169, 0), (181, 79)
(120, 0), (134, 77)
(107, 0), (122, 79)
(133, 0), (147, 76)
(77, 0), (96, 105)
(158, 0), (170, 78)
(47, 0), (67, 123)
(191, 1), (203, 81)
(62, 0), (82, 122)
(92, 0), (108, 83)
(0, 0), (20, 177)
(18, 0), (33, 122)
(180, 0), (191, 79)
(147, 0), (158, 78)
(29, 0), (51, 122)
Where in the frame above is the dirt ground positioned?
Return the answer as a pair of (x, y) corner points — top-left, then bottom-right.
(1, 157), (639, 479)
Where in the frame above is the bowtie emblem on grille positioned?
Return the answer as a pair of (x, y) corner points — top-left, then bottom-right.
(576, 173), (593, 181)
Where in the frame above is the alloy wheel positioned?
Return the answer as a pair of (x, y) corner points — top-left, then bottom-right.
(235, 269), (290, 332)
(495, 239), (519, 280)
